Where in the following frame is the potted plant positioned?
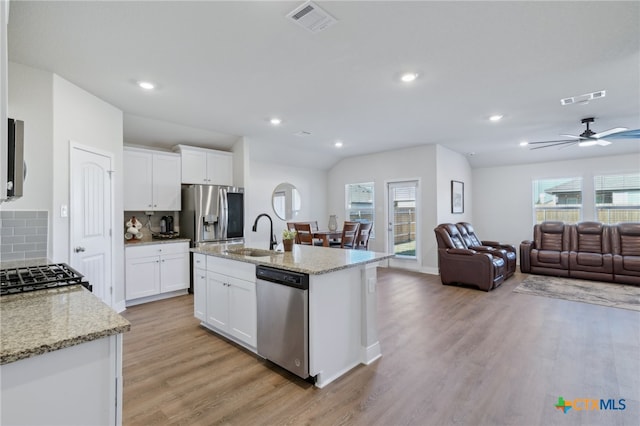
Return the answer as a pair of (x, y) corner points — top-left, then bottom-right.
(282, 229), (296, 252)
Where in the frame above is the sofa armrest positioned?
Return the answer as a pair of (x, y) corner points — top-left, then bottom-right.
(482, 240), (516, 253)
(520, 240), (533, 273)
(469, 245), (495, 251)
(447, 248), (476, 255)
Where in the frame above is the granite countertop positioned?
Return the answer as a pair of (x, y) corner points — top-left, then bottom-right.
(0, 285), (131, 365)
(192, 244), (394, 275)
(125, 237), (191, 247)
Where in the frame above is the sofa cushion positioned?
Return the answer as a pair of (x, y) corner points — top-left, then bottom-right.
(538, 250), (562, 264)
(623, 256), (640, 272)
(621, 235), (640, 256)
(540, 233), (564, 251)
(576, 252), (604, 267)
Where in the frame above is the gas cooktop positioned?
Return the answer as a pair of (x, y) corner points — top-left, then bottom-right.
(0, 263), (92, 296)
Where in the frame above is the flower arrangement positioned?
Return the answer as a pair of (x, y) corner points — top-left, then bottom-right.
(282, 229), (297, 240)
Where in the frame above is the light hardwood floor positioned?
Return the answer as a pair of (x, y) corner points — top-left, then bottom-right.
(122, 269), (639, 426)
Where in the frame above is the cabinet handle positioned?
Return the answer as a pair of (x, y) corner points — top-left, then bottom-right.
(148, 204), (152, 207)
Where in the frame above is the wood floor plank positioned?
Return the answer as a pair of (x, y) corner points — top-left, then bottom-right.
(122, 268), (640, 425)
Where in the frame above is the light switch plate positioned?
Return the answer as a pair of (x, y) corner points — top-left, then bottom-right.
(60, 205), (68, 217)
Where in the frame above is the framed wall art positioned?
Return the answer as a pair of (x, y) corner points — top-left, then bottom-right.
(451, 180), (464, 214)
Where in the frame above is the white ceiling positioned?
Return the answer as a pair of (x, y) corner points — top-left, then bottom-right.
(7, 1), (640, 169)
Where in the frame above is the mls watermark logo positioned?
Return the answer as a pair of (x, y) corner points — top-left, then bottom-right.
(555, 396), (626, 414)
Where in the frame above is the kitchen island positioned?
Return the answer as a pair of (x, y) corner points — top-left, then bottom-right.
(0, 270), (130, 425)
(191, 244), (393, 388)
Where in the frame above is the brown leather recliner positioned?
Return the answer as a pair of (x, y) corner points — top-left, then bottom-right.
(434, 223), (506, 291)
(520, 221), (570, 276)
(569, 221), (613, 282)
(456, 222), (516, 278)
(611, 222), (640, 285)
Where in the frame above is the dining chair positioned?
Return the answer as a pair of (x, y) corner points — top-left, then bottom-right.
(353, 222), (373, 250)
(335, 221), (360, 249)
(293, 223), (322, 246)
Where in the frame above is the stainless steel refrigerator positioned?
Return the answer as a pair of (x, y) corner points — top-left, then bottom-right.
(180, 184), (244, 246)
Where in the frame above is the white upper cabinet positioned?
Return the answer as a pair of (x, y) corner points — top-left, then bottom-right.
(174, 145), (233, 186)
(124, 147), (181, 211)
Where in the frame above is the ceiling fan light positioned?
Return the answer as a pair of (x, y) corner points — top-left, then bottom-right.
(489, 114), (503, 122)
(578, 140), (598, 147)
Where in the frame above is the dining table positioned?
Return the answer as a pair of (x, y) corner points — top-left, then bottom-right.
(313, 230), (342, 247)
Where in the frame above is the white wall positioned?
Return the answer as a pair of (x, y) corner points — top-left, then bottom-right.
(246, 157), (327, 248)
(327, 144), (467, 272)
(51, 75), (124, 302)
(436, 144), (473, 224)
(472, 153), (640, 260)
(6, 62), (54, 253)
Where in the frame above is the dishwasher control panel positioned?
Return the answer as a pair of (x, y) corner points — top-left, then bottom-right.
(256, 265), (309, 289)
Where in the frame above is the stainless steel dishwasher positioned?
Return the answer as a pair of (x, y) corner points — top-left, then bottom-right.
(256, 265), (310, 379)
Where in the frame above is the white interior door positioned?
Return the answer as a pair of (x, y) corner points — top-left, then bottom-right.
(387, 180), (420, 269)
(70, 144), (113, 306)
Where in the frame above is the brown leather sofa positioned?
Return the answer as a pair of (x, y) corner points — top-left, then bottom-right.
(611, 222), (640, 285)
(519, 221), (569, 277)
(520, 221), (640, 285)
(434, 223), (506, 291)
(456, 222), (517, 278)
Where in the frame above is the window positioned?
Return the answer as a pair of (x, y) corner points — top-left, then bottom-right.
(595, 173), (640, 224)
(532, 177), (582, 224)
(345, 182), (374, 236)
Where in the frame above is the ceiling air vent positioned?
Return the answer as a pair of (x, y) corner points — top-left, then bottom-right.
(560, 90), (606, 106)
(286, 1), (337, 34)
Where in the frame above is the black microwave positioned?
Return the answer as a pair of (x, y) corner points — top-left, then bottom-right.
(6, 118), (25, 200)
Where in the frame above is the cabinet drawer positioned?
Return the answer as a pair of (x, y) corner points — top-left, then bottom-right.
(127, 242), (188, 259)
(206, 256), (255, 282)
(193, 253), (206, 270)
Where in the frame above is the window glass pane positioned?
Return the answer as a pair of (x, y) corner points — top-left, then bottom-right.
(391, 184), (416, 258)
(594, 173), (640, 224)
(532, 177), (582, 224)
(345, 182), (374, 236)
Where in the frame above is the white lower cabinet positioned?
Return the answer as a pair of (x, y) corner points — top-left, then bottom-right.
(193, 253), (207, 321)
(197, 255), (257, 349)
(126, 242), (189, 302)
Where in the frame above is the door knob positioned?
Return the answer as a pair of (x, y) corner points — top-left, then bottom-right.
(74, 246), (86, 253)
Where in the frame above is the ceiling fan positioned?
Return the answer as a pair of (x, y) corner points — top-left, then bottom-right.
(527, 117), (640, 150)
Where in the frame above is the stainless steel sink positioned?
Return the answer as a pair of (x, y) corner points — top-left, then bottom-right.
(224, 248), (283, 257)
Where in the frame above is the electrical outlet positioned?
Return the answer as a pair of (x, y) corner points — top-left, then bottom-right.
(60, 205), (68, 218)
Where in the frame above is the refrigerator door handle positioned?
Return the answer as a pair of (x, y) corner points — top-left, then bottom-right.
(219, 188), (228, 239)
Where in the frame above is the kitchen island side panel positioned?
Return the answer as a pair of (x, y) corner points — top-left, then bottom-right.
(309, 266), (366, 388)
(1, 334), (122, 426)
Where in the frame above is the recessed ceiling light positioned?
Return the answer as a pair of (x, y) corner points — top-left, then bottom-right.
(519, 141), (529, 147)
(334, 141), (343, 148)
(137, 81), (155, 90)
(400, 73), (418, 83)
(270, 118), (282, 125)
(489, 114), (503, 122)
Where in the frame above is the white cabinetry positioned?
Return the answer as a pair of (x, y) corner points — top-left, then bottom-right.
(198, 255), (257, 349)
(174, 145), (233, 186)
(193, 253), (206, 321)
(125, 242), (189, 303)
(124, 147), (181, 211)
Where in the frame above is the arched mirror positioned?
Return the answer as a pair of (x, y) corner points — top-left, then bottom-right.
(272, 182), (301, 221)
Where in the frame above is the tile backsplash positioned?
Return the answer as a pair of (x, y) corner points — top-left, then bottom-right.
(0, 211), (48, 261)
